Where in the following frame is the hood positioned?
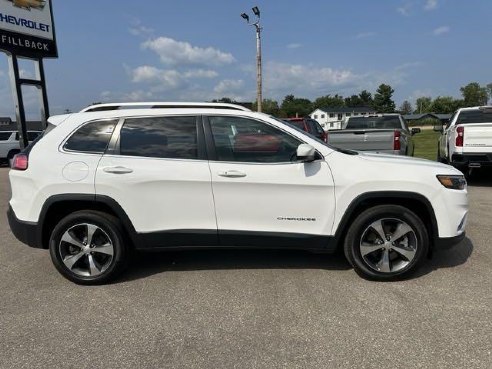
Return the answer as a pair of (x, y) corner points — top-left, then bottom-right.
(357, 151), (462, 173)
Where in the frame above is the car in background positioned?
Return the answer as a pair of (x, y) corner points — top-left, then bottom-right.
(0, 131), (42, 165)
(327, 114), (420, 156)
(436, 106), (492, 174)
(284, 117), (328, 143)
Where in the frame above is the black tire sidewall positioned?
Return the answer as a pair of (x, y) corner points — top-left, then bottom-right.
(344, 205), (428, 281)
(49, 211), (128, 285)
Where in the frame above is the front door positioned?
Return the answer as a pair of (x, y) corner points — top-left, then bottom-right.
(206, 115), (336, 248)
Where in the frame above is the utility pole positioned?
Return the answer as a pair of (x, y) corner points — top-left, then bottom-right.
(241, 6), (263, 112)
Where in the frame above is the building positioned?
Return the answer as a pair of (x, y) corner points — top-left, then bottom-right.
(310, 107), (376, 130)
(403, 113), (451, 124)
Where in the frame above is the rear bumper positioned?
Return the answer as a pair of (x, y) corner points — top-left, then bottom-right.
(7, 205), (42, 249)
(451, 153), (492, 168)
(435, 232), (466, 250)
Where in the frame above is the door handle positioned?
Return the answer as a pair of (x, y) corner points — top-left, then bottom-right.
(218, 170), (247, 178)
(103, 166), (133, 174)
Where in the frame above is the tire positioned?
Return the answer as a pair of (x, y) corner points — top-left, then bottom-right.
(49, 210), (129, 285)
(343, 205), (429, 281)
(437, 144), (447, 164)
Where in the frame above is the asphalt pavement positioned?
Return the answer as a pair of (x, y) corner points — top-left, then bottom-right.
(0, 166), (491, 369)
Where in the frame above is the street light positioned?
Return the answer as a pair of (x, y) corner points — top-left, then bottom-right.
(241, 6), (263, 112)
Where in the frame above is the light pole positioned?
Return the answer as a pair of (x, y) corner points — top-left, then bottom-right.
(241, 6), (262, 112)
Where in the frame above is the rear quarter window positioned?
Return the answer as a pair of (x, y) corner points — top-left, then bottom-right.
(64, 120), (118, 153)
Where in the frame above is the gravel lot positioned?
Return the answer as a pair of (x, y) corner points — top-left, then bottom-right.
(0, 166), (491, 369)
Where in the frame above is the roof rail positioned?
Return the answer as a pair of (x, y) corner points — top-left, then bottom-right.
(80, 102), (252, 113)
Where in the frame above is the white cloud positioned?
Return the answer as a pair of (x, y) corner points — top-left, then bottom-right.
(142, 37), (235, 66)
(397, 3), (412, 16)
(19, 69), (33, 79)
(264, 62), (357, 98)
(128, 19), (154, 37)
(354, 32), (376, 39)
(424, 0), (438, 10)
(433, 26), (450, 36)
(214, 79), (244, 95)
(287, 43), (302, 49)
(395, 61), (424, 71)
(129, 25), (154, 36)
(183, 69), (218, 79)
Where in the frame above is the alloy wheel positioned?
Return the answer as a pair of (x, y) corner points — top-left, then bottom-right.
(359, 218), (418, 273)
(58, 223), (114, 277)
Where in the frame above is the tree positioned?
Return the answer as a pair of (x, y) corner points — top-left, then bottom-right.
(280, 95), (313, 117)
(399, 100), (413, 115)
(358, 90), (373, 107)
(212, 97), (236, 103)
(372, 84), (396, 113)
(460, 82), (488, 106)
(414, 97), (433, 113)
(430, 96), (461, 114)
(313, 94), (345, 110)
(253, 98), (280, 116)
(345, 95), (364, 107)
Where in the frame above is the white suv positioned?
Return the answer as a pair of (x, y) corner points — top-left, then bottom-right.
(0, 130), (42, 165)
(7, 102), (468, 284)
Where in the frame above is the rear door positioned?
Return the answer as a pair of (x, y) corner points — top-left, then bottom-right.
(205, 115), (335, 247)
(96, 115), (217, 246)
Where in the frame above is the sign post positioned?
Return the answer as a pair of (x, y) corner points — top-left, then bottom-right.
(0, 0), (57, 148)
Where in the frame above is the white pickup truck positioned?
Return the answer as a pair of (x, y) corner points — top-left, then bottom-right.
(437, 106), (492, 174)
(0, 131), (42, 165)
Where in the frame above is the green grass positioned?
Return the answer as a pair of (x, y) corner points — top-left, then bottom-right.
(413, 129), (440, 161)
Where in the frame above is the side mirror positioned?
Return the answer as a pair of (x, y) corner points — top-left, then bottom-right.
(433, 124), (444, 133)
(411, 128), (421, 135)
(297, 144), (316, 162)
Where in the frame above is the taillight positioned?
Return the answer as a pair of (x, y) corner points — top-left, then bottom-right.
(393, 130), (401, 151)
(456, 126), (464, 147)
(12, 153), (28, 171)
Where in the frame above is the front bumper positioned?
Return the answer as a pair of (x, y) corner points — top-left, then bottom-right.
(7, 205), (42, 249)
(435, 232), (466, 250)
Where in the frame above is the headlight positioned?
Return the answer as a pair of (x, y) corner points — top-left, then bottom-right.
(436, 175), (467, 190)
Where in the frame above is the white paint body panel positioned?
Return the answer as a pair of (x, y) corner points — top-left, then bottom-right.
(95, 155), (216, 233)
(209, 160), (335, 235)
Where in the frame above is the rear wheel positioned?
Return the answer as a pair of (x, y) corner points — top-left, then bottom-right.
(49, 211), (129, 285)
(344, 205), (428, 281)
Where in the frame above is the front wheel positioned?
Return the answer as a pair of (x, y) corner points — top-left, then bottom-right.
(343, 205), (429, 281)
(49, 211), (129, 285)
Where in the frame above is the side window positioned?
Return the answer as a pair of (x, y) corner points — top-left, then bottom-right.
(209, 116), (302, 163)
(0, 132), (11, 141)
(64, 119), (117, 153)
(119, 116), (197, 159)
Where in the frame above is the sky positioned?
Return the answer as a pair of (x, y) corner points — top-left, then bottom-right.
(0, 0), (491, 118)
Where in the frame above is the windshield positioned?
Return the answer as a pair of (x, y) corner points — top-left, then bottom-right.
(456, 110), (492, 124)
(346, 116), (402, 129)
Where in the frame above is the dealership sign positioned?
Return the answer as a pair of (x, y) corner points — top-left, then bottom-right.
(0, 0), (57, 58)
